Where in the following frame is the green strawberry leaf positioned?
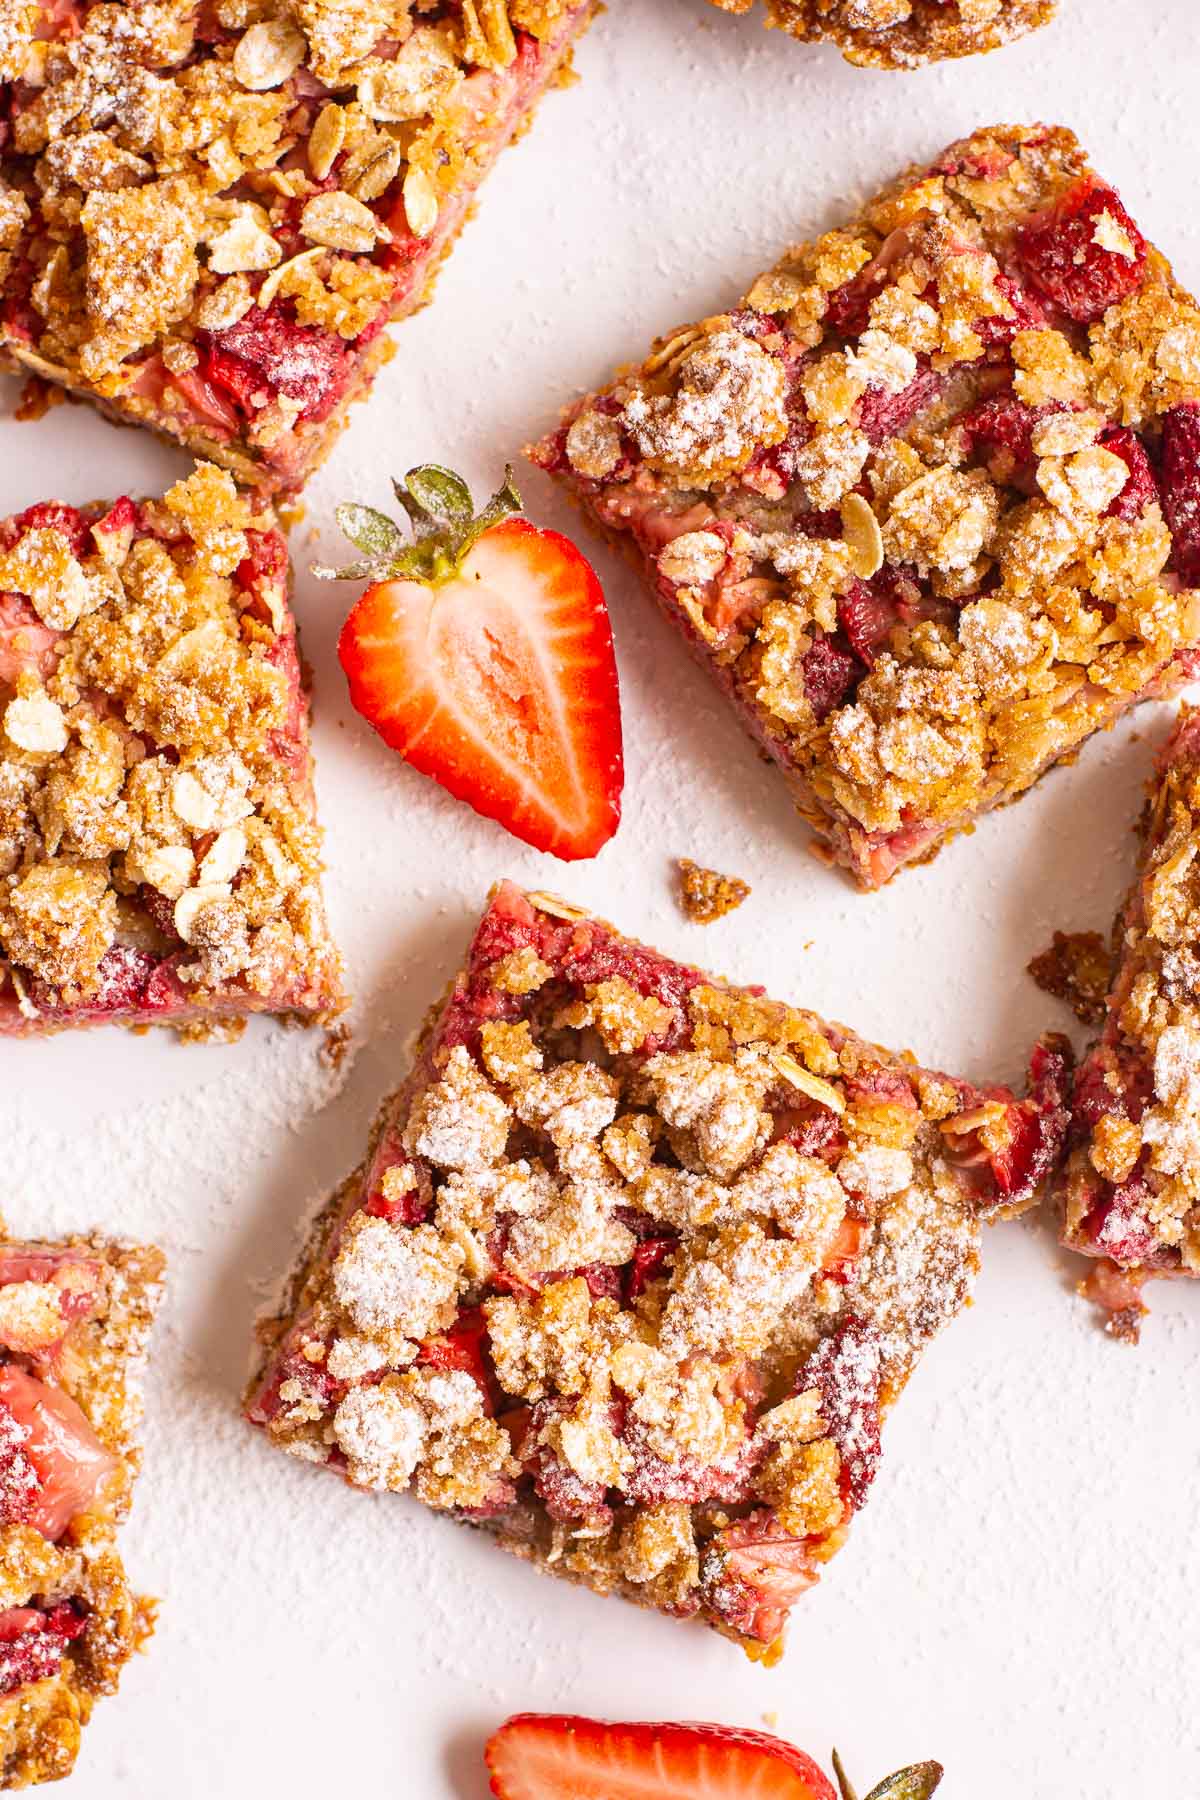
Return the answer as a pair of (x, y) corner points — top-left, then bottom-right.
(332, 503), (407, 564)
(399, 465), (475, 534)
(864, 1762), (944, 1800)
(459, 465), (522, 557)
(314, 466), (525, 587)
(311, 555), (387, 583)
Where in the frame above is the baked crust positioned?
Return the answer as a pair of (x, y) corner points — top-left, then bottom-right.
(532, 124), (1200, 888)
(0, 1230), (164, 1788)
(248, 881), (1069, 1656)
(0, 0), (593, 494)
(0, 465), (343, 1036)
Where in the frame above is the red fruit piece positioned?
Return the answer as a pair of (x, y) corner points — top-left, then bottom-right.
(417, 1307), (496, 1413)
(837, 567), (922, 667)
(522, 1399), (612, 1525)
(795, 1316), (882, 1509)
(0, 502), (90, 556)
(0, 591), (60, 686)
(1159, 403), (1200, 586)
(699, 1509), (820, 1646)
(961, 392), (1064, 486)
(1014, 175), (1147, 324)
(331, 470), (623, 861)
(1100, 427), (1158, 520)
(485, 1714), (838, 1800)
(0, 1250), (103, 1354)
(625, 1236), (677, 1301)
(801, 634), (858, 722)
(857, 364), (944, 444)
(973, 271), (1046, 346)
(202, 303), (352, 422)
(0, 1603), (86, 1698)
(0, 1366), (117, 1540)
(987, 1034), (1074, 1206)
(1084, 1177), (1159, 1266)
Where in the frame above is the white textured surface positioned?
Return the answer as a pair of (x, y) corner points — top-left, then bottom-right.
(3, 2), (1200, 1794)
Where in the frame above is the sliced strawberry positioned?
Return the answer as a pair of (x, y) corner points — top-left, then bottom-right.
(485, 1714), (837, 1800)
(328, 468), (622, 860)
(800, 634), (858, 721)
(0, 1366), (117, 1540)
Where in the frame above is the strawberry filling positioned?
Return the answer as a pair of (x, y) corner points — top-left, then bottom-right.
(199, 303), (354, 424)
(796, 1316), (882, 1508)
(1014, 175), (1147, 325)
(1159, 403), (1200, 586)
(700, 1509), (821, 1646)
(0, 1366), (117, 1541)
(0, 1251), (103, 1355)
(0, 1603), (87, 1697)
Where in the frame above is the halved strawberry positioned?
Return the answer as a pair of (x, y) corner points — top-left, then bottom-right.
(485, 1715), (838, 1800)
(317, 466), (622, 860)
(0, 1366), (117, 1540)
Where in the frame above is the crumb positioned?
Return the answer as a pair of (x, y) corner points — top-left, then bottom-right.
(1027, 930), (1113, 1025)
(322, 1020), (354, 1070)
(13, 376), (66, 422)
(677, 857), (751, 923)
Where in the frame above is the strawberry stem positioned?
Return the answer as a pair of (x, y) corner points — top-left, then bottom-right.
(312, 465), (522, 587)
(833, 1751), (944, 1800)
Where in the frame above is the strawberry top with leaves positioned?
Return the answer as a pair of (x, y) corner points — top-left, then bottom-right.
(484, 1715), (943, 1800)
(316, 466), (623, 861)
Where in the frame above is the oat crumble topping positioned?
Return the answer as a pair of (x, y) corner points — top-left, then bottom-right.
(0, 1228), (164, 1787)
(1057, 709), (1200, 1301)
(0, 467), (341, 1032)
(707, 0), (1054, 69)
(0, 0), (593, 491)
(534, 125), (1200, 890)
(248, 882), (1070, 1656)
(677, 857), (751, 923)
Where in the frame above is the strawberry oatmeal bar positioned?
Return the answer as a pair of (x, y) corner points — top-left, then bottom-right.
(247, 882), (1070, 1657)
(1056, 708), (1200, 1335)
(0, 0), (592, 494)
(0, 462), (341, 1036)
(534, 124), (1200, 888)
(705, 0), (1055, 68)
(0, 1227), (163, 1786)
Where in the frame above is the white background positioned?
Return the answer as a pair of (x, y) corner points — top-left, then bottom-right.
(4, 3), (1199, 1794)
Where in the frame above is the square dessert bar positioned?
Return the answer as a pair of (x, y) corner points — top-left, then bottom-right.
(0, 1), (592, 495)
(706, 0), (1055, 67)
(0, 462), (342, 1036)
(0, 1227), (164, 1787)
(247, 881), (1069, 1657)
(1056, 708), (1200, 1330)
(534, 124), (1200, 889)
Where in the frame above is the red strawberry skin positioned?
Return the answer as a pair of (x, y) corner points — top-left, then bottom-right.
(337, 517), (623, 860)
(485, 1714), (838, 1800)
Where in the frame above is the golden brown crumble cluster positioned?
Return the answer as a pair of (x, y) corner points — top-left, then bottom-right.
(538, 125), (1200, 889)
(0, 463), (340, 1025)
(249, 886), (1064, 1651)
(0, 0), (588, 485)
(1059, 712), (1200, 1274)
(677, 857), (751, 923)
(0, 1232), (163, 1787)
(707, 0), (1055, 68)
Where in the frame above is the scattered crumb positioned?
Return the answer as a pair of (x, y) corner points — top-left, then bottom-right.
(761, 1710), (779, 1728)
(322, 1020), (354, 1071)
(1078, 1263), (1148, 1346)
(279, 501), (307, 533)
(1027, 930), (1113, 1025)
(677, 857), (750, 923)
(13, 376), (65, 423)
